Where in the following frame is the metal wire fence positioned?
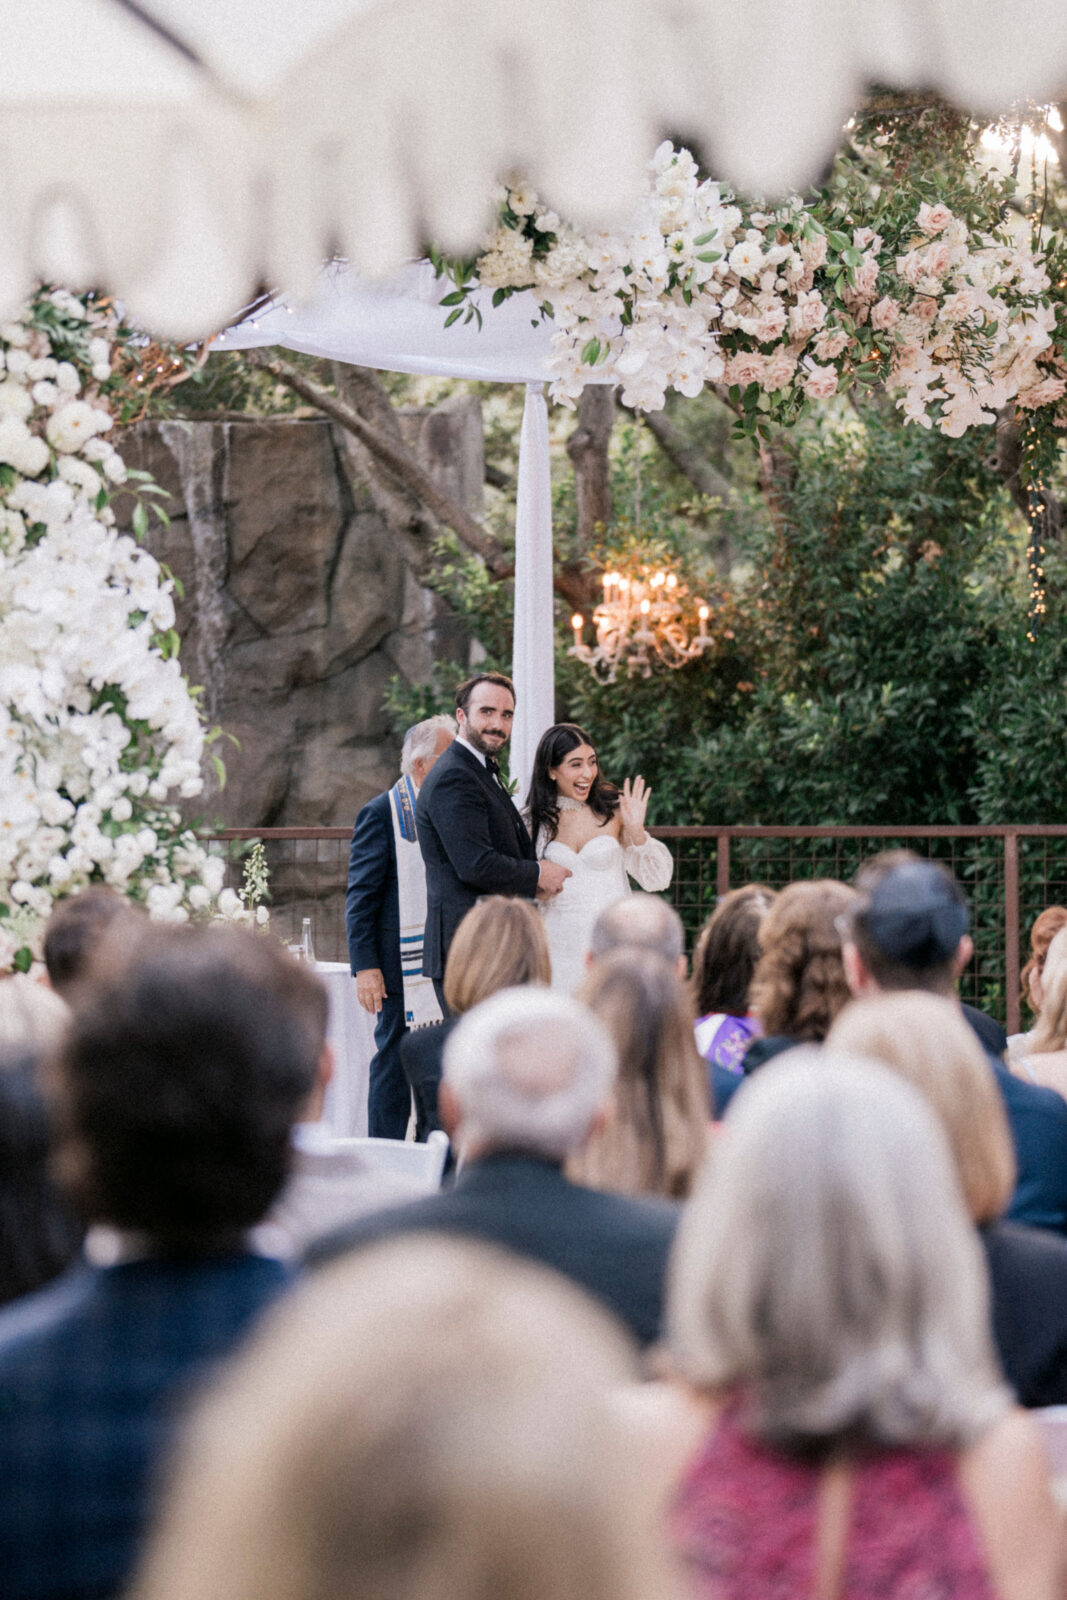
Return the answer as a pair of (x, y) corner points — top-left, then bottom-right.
(207, 824), (1067, 1031)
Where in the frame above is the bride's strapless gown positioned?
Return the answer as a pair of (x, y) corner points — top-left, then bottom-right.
(538, 830), (674, 993)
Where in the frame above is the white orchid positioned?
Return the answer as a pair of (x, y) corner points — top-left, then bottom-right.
(0, 289), (230, 972)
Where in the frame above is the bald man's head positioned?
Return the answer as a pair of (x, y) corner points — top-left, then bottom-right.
(587, 894), (686, 977)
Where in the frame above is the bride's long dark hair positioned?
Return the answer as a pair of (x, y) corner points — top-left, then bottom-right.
(526, 723), (619, 844)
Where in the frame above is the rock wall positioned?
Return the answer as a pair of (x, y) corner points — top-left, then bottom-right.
(119, 398), (482, 829)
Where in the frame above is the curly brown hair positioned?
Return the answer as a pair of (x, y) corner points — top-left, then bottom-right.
(749, 879), (857, 1041)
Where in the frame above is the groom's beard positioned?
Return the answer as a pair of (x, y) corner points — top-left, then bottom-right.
(465, 727), (509, 757)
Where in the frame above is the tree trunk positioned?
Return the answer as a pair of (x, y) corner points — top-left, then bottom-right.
(566, 384), (615, 546)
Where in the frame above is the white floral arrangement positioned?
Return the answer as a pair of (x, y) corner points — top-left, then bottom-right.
(0, 288), (233, 972)
(446, 142), (1063, 436)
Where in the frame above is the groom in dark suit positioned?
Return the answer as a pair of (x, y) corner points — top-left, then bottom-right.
(417, 673), (570, 1007)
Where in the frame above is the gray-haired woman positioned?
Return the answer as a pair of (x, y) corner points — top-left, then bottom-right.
(667, 1052), (1063, 1600)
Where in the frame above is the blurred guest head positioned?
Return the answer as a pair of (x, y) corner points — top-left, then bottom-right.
(843, 859), (971, 998)
(444, 895), (551, 1014)
(669, 1051), (1007, 1451)
(749, 879), (856, 1042)
(691, 884), (776, 1019)
(570, 950), (708, 1199)
(53, 923), (327, 1252)
(0, 1047), (83, 1306)
(1020, 906), (1067, 1020)
(43, 886), (136, 999)
(441, 987), (616, 1163)
(131, 1236), (679, 1600)
(828, 994), (1016, 1223)
(0, 975), (68, 1055)
(588, 893), (686, 978)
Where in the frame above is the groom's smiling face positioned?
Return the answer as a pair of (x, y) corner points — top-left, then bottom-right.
(458, 684), (515, 758)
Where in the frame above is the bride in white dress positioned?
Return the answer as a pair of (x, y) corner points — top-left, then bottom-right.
(526, 723), (674, 993)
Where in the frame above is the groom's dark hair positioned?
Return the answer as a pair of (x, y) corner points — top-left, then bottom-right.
(455, 672), (516, 714)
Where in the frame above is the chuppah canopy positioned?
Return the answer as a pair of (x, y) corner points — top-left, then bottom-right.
(5, 0), (1067, 339)
(222, 260), (613, 797)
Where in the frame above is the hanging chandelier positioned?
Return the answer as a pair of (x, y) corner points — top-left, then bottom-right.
(569, 566), (713, 682)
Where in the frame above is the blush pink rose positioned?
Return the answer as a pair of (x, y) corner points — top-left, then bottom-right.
(813, 329), (850, 360)
(788, 289), (827, 339)
(870, 296), (900, 331)
(854, 255), (879, 297)
(917, 202), (953, 236)
(726, 351), (763, 387)
(914, 296), (939, 324)
(923, 242), (952, 278)
(800, 233), (828, 269)
(755, 303), (788, 343)
(761, 349), (798, 392)
(1017, 375), (1067, 409)
(802, 363), (839, 399)
(897, 250), (924, 287)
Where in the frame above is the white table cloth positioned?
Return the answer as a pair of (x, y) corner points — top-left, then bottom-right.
(314, 959), (375, 1136)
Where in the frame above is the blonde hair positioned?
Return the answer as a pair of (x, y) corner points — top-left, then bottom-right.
(828, 995), (1015, 1223)
(669, 1051), (1008, 1452)
(749, 880), (856, 1041)
(444, 896), (551, 1014)
(570, 950), (709, 1199)
(130, 1237), (681, 1600)
(1030, 924), (1067, 1053)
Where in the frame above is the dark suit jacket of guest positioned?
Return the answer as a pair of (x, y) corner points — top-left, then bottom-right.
(345, 790), (401, 990)
(990, 1057), (1067, 1233)
(0, 1252), (290, 1600)
(982, 1218), (1067, 1406)
(416, 742), (538, 980)
(309, 1151), (679, 1347)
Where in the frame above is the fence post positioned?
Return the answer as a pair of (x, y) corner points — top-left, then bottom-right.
(1004, 831), (1020, 1037)
(716, 832), (731, 899)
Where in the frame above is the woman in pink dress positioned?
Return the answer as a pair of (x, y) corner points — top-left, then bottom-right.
(667, 1051), (1064, 1600)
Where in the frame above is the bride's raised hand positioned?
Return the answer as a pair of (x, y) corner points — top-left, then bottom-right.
(619, 775), (650, 840)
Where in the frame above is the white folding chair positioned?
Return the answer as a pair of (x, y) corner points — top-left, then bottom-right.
(330, 1129), (449, 1191)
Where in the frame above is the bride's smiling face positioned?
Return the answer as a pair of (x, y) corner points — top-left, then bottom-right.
(549, 743), (598, 803)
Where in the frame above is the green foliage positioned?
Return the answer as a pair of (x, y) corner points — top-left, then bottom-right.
(387, 389), (1067, 824)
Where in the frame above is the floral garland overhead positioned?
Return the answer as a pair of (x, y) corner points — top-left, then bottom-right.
(441, 141), (1064, 438)
(0, 289), (232, 972)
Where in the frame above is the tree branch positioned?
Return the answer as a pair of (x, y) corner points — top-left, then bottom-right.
(247, 352), (512, 579)
(636, 406), (737, 506)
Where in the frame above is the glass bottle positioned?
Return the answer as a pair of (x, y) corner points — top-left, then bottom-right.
(300, 917), (315, 964)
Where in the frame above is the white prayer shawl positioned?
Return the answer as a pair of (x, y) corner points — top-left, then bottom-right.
(389, 776), (442, 1030)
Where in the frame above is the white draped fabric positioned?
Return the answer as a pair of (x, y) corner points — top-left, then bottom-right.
(512, 384), (555, 801)
(4, 0), (1067, 337)
(223, 262), (595, 797)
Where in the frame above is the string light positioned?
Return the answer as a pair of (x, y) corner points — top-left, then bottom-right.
(1024, 414), (1048, 642)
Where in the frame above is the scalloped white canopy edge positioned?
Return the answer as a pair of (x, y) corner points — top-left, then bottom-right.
(2, 0), (1064, 338)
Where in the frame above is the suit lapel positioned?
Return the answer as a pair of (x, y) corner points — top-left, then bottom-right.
(451, 743), (532, 856)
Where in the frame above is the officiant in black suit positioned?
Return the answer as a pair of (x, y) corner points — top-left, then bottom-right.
(416, 673), (570, 1009)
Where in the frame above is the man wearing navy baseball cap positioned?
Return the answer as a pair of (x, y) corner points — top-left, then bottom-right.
(842, 856), (1067, 1234)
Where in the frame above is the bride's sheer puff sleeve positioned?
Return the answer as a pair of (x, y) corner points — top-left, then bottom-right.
(623, 835), (674, 891)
